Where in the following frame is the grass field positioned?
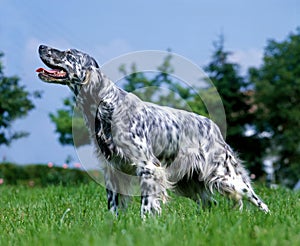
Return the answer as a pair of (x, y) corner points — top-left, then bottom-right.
(0, 182), (299, 246)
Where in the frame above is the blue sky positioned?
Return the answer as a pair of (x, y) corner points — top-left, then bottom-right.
(0, 0), (298, 166)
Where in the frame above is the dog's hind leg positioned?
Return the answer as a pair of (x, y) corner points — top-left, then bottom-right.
(214, 175), (269, 213)
(103, 166), (121, 215)
(208, 145), (269, 213)
(241, 183), (269, 213)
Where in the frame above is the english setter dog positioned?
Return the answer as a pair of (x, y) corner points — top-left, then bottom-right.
(37, 45), (269, 217)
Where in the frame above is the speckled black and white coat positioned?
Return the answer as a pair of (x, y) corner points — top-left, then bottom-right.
(37, 45), (269, 217)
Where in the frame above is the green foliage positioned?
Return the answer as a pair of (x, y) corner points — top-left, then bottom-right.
(0, 163), (91, 186)
(250, 28), (300, 187)
(203, 36), (264, 176)
(49, 97), (90, 146)
(0, 183), (299, 245)
(119, 53), (198, 111)
(0, 52), (40, 146)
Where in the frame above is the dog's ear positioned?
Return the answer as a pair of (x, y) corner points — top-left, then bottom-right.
(91, 58), (99, 68)
(85, 55), (99, 68)
(81, 68), (92, 85)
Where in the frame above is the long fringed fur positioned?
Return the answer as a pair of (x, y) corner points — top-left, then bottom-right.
(38, 45), (269, 216)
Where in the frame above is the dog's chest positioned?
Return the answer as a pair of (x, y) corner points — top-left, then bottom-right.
(94, 105), (116, 160)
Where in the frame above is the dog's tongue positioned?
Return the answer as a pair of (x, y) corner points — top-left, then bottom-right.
(36, 67), (67, 78)
(36, 67), (59, 74)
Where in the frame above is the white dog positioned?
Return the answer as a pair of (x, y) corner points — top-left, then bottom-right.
(37, 45), (269, 217)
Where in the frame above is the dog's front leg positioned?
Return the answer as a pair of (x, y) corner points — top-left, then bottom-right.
(137, 162), (169, 218)
(106, 188), (119, 214)
(104, 167), (120, 215)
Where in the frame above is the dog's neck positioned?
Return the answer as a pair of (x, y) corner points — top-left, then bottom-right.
(74, 68), (126, 128)
(75, 68), (122, 104)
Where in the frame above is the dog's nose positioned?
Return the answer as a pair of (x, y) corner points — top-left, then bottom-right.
(39, 45), (48, 51)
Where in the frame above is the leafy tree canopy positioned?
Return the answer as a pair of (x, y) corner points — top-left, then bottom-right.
(49, 97), (90, 147)
(0, 52), (40, 146)
(119, 53), (197, 110)
(250, 28), (300, 186)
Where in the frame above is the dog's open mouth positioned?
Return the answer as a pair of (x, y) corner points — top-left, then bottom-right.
(36, 66), (68, 83)
(36, 67), (67, 78)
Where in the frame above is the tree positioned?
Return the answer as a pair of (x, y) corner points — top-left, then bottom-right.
(49, 96), (90, 147)
(250, 28), (300, 187)
(119, 53), (196, 110)
(0, 52), (39, 146)
(203, 36), (265, 176)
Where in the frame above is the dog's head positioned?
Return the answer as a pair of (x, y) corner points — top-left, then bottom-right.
(37, 45), (99, 89)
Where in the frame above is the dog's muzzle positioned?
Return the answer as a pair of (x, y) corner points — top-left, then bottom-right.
(36, 45), (68, 83)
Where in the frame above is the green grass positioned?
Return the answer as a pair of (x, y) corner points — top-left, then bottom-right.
(0, 183), (299, 246)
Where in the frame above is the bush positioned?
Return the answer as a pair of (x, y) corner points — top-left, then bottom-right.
(0, 162), (91, 186)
